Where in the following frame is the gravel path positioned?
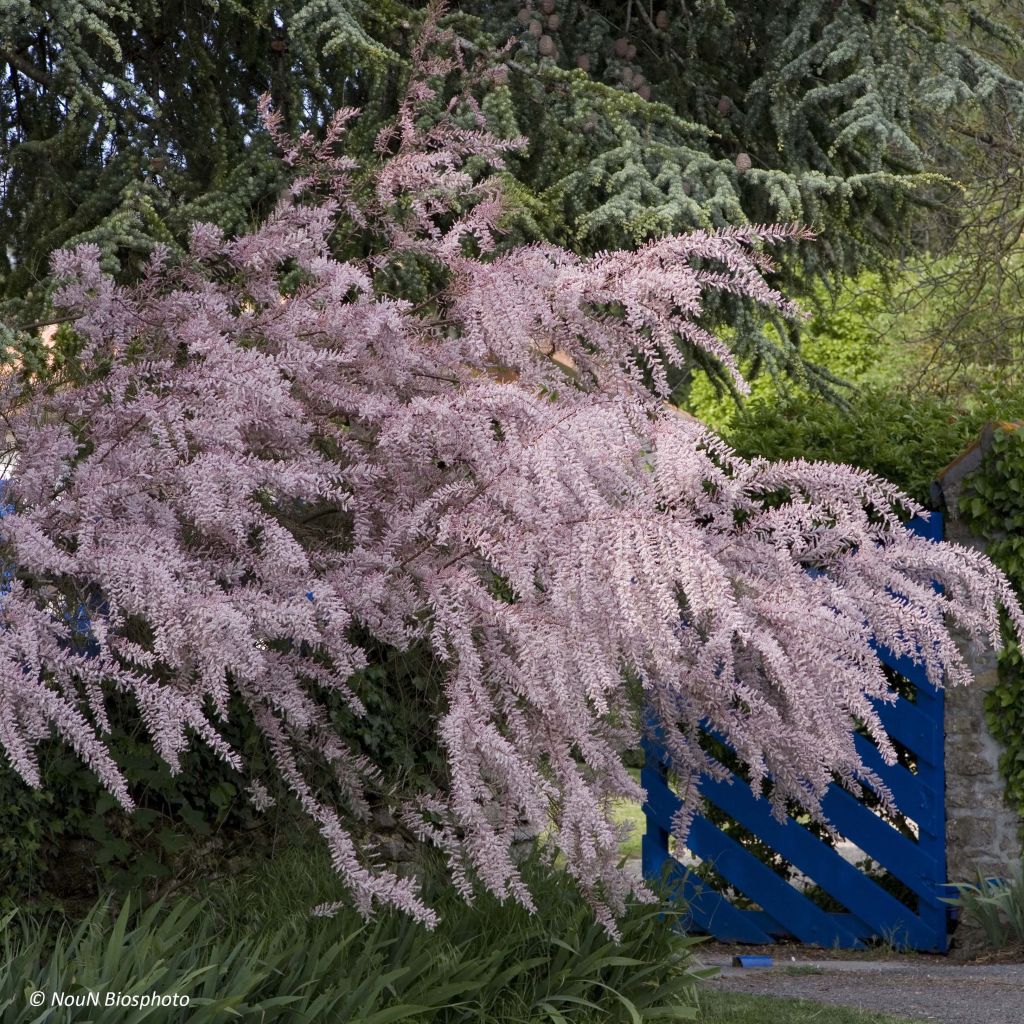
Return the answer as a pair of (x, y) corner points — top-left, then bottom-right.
(705, 956), (1024, 1024)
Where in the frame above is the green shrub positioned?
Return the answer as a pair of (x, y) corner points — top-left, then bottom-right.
(0, 691), (290, 916)
(0, 640), (449, 915)
(943, 869), (1024, 950)
(723, 384), (1024, 506)
(1, 848), (707, 1023)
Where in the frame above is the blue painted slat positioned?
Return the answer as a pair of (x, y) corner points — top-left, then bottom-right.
(644, 775), (865, 948)
(643, 513), (949, 951)
(818, 784), (944, 906)
(912, 735), (947, 944)
(743, 909), (875, 940)
(696, 772), (937, 949)
(851, 732), (935, 827)
(874, 696), (942, 767)
(875, 647), (935, 691)
(911, 676), (942, 702)
(907, 512), (944, 542)
(916, 768), (945, 847)
(642, 840), (777, 944)
(739, 909), (791, 938)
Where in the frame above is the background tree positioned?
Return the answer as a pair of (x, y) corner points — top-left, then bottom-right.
(4, 1), (1024, 395)
(878, 114), (1024, 396)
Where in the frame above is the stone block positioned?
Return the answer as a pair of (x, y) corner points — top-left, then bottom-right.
(954, 753), (1000, 777)
(938, 435), (1024, 890)
(948, 816), (995, 851)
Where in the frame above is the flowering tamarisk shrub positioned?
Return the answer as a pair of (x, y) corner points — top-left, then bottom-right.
(1, 35), (1022, 931)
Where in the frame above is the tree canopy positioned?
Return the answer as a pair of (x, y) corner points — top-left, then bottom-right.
(3, 2), (1024, 391)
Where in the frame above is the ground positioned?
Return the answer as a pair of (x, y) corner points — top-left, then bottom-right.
(702, 949), (1024, 1024)
(699, 990), (932, 1023)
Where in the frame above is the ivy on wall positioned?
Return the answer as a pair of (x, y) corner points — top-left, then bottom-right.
(958, 425), (1024, 823)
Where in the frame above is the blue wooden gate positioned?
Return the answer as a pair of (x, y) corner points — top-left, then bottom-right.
(641, 514), (949, 951)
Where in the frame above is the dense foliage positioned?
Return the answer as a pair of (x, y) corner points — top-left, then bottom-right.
(958, 426), (1024, 822)
(944, 865), (1024, 951)
(0, 687), (306, 914)
(722, 386), (1024, 506)
(1, 849), (706, 1023)
(4, 2), (1024, 392)
(1, 31), (1022, 930)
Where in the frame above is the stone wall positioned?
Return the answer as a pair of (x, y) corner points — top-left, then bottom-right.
(942, 598), (1022, 885)
(934, 431), (1023, 949)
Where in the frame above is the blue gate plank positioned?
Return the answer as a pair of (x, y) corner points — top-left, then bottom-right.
(906, 512), (944, 542)
(876, 647), (938, 692)
(642, 839), (777, 944)
(742, 910), (875, 941)
(851, 732), (936, 827)
(874, 697), (942, 768)
(644, 773), (866, 949)
(697, 772), (938, 949)
(818, 784), (946, 908)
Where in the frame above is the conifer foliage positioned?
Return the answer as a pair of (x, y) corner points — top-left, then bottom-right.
(1, 29), (1022, 929)
(4, 2), (1023, 303)
(5, 3), (1024, 399)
